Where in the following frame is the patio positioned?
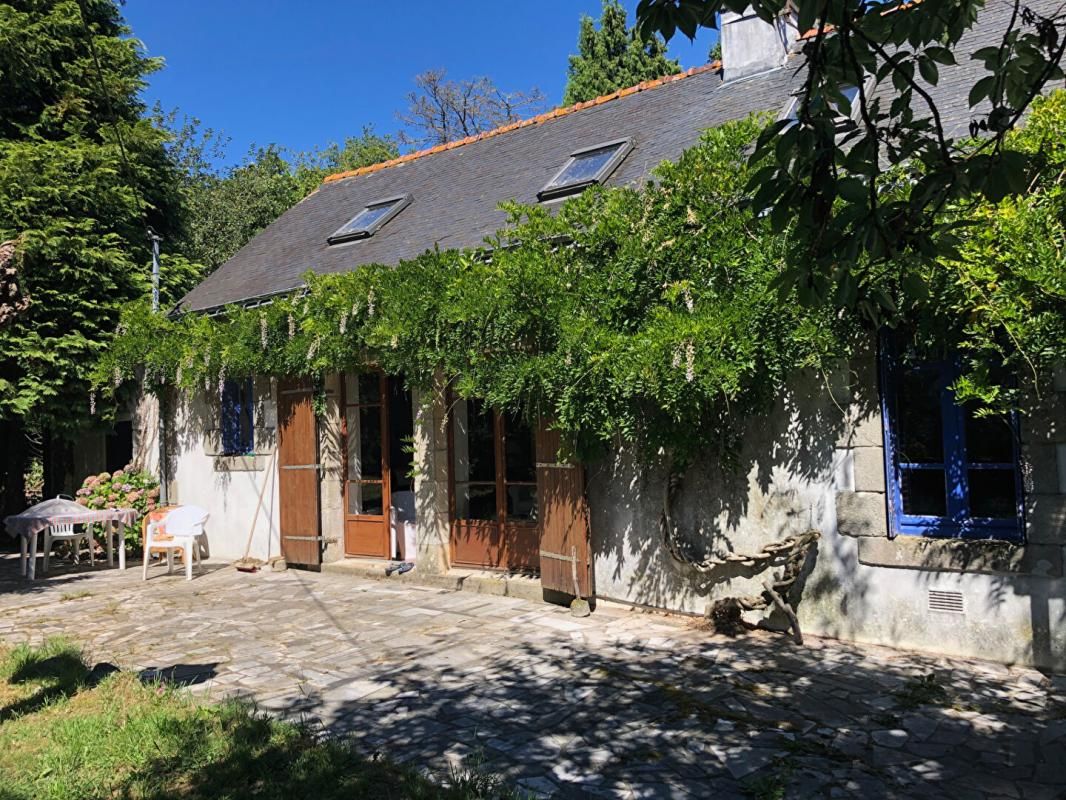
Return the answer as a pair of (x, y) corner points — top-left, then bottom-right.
(0, 555), (1062, 799)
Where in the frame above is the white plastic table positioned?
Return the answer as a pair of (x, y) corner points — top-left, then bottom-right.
(4, 499), (136, 579)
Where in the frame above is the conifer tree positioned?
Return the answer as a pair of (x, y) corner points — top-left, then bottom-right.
(0, 0), (191, 507)
(563, 0), (680, 106)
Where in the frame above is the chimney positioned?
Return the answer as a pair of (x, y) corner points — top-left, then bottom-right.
(720, 6), (799, 80)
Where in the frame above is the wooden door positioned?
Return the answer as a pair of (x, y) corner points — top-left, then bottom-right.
(278, 378), (321, 567)
(449, 399), (538, 572)
(536, 422), (592, 597)
(342, 372), (390, 558)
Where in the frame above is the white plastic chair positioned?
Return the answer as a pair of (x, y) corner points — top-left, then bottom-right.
(42, 522), (95, 574)
(143, 505), (209, 581)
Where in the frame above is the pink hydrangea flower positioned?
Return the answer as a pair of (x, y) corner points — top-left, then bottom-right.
(98, 472), (111, 481)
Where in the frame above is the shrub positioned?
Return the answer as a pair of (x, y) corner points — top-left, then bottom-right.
(75, 466), (160, 547)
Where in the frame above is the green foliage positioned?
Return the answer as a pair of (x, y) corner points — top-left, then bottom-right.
(907, 91), (1066, 408)
(165, 118), (398, 275)
(99, 93), (1066, 460)
(75, 466), (160, 546)
(0, 0), (188, 435)
(97, 115), (860, 462)
(0, 640), (527, 800)
(563, 0), (681, 106)
(636, 0), (1066, 316)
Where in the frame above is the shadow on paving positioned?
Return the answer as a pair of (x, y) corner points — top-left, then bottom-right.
(0, 549), (230, 598)
(256, 631), (1066, 799)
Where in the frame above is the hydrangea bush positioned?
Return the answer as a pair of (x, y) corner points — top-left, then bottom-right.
(76, 467), (161, 547)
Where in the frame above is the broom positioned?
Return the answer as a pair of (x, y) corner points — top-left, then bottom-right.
(234, 446), (277, 573)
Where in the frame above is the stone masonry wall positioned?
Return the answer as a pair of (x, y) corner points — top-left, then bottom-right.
(804, 351), (1066, 669)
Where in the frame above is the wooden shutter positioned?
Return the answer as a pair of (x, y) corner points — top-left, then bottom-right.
(278, 378), (322, 567)
(535, 421), (592, 598)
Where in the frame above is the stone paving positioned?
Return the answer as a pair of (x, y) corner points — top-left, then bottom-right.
(0, 555), (1064, 799)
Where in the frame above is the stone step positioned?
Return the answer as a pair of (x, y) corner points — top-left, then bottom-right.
(321, 558), (545, 603)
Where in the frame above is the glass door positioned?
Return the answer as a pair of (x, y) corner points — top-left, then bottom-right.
(344, 372), (390, 558)
(450, 398), (539, 571)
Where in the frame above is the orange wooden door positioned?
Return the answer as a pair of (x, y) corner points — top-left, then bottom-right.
(449, 399), (538, 572)
(278, 378), (322, 567)
(342, 372), (390, 558)
(535, 422), (592, 597)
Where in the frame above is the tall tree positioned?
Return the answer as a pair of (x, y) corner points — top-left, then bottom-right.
(563, 0), (680, 106)
(635, 0), (1066, 315)
(398, 69), (546, 147)
(167, 121), (398, 275)
(0, 0), (196, 512)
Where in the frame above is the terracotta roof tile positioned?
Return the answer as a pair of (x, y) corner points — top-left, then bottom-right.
(323, 64), (723, 185)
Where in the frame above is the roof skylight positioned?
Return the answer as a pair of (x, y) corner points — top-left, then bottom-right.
(538, 139), (632, 201)
(328, 194), (411, 244)
(783, 84), (861, 131)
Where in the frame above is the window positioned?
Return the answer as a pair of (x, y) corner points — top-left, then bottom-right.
(327, 194), (411, 244)
(881, 338), (1023, 540)
(221, 378), (255, 455)
(451, 399), (537, 523)
(538, 139), (632, 201)
(344, 372), (385, 516)
(782, 84), (861, 132)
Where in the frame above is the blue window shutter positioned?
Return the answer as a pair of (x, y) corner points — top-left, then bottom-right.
(221, 380), (241, 455)
(241, 378), (255, 453)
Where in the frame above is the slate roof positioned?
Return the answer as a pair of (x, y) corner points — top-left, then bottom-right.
(177, 0), (1061, 314)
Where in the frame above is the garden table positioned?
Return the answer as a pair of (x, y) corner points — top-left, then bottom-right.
(3, 497), (136, 580)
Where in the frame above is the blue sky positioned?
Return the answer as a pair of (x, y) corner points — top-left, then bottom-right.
(123, 1), (718, 167)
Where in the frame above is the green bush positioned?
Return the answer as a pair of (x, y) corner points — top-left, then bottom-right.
(75, 467), (160, 547)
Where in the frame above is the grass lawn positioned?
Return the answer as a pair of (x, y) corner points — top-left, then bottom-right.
(0, 639), (524, 799)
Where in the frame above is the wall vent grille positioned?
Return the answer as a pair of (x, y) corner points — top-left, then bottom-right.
(928, 589), (965, 615)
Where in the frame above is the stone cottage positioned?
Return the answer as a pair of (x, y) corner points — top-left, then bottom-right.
(138, 3), (1066, 669)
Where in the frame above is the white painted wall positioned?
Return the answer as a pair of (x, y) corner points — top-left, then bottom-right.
(800, 534), (1066, 667)
(589, 372), (842, 618)
(586, 358), (1066, 670)
(166, 383), (280, 563)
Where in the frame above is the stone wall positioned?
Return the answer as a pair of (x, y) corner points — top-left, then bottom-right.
(589, 370), (848, 618)
(319, 374), (345, 563)
(411, 380), (452, 574)
(586, 344), (1066, 669)
(802, 352), (1066, 669)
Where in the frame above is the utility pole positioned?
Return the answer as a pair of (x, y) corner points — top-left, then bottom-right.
(148, 229), (168, 505)
(150, 229), (161, 313)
